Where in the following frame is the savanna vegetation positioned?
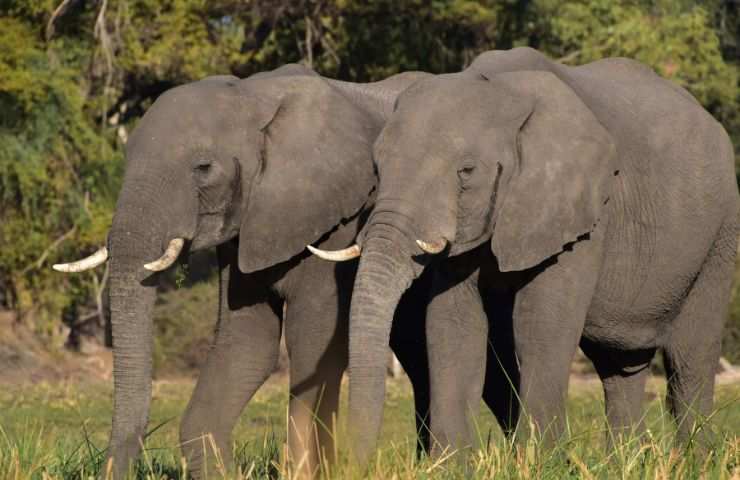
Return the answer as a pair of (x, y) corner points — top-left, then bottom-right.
(0, 1), (739, 478)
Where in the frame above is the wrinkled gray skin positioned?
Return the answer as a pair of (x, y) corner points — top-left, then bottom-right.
(344, 47), (739, 462)
(103, 64), (437, 478)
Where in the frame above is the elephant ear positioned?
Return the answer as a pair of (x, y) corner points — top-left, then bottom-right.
(237, 76), (379, 274)
(488, 71), (617, 272)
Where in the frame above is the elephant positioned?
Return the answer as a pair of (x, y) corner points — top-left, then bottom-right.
(310, 47), (739, 461)
(53, 64), (436, 478)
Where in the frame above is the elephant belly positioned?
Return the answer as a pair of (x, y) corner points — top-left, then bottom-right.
(583, 196), (718, 351)
(585, 263), (699, 351)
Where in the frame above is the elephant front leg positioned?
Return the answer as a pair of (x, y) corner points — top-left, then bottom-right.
(512, 297), (583, 445)
(427, 273), (488, 459)
(284, 279), (349, 478)
(180, 248), (283, 478)
(180, 301), (281, 477)
(511, 240), (601, 446)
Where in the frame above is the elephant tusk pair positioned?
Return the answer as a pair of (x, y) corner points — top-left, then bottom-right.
(53, 238), (185, 273)
(307, 238), (447, 262)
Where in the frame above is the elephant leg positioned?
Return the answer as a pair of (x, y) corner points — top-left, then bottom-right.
(180, 301), (282, 477)
(391, 267), (432, 456)
(427, 275), (488, 458)
(481, 289), (519, 437)
(581, 341), (655, 447)
(663, 220), (736, 447)
(181, 248), (283, 478)
(284, 284), (348, 478)
(512, 233), (602, 445)
(512, 302), (582, 445)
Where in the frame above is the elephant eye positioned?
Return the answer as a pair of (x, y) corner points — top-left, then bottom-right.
(194, 162), (211, 174)
(457, 165), (475, 180)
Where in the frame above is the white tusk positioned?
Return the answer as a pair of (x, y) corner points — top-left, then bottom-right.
(53, 247), (109, 273)
(307, 244), (361, 262)
(416, 239), (447, 254)
(143, 238), (185, 272)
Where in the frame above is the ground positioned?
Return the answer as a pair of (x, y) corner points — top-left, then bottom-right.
(0, 373), (738, 479)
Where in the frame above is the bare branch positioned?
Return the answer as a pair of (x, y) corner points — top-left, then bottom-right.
(46, 0), (80, 41)
(20, 227), (77, 275)
(557, 50), (582, 64)
(304, 13), (314, 68)
(94, 0), (114, 126)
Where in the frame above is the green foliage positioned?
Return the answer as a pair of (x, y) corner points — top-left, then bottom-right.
(0, 0), (738, 357)
(725, 261), (740, 364)
(116, 0), (245, 82)
(0, 13), (120, 343)
(326, 0), (503, 80)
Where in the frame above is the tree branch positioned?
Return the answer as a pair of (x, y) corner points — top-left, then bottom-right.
(20, 226), (77, 275)
(46, 0), (80, 41)
(557, 49), (582, 64)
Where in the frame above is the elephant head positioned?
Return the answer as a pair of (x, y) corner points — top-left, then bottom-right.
(54, 70), (379, 475)
(312, 70), (617, 461)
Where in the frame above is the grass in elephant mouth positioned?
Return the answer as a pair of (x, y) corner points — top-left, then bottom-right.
(0, 376), (737, 479)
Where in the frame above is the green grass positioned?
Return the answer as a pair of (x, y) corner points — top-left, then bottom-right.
(0, 377), (737, 479)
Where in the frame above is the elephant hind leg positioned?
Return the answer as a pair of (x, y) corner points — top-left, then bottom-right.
(284, 284), (348, 479)
(663, 217), (737, 446)
(580, 341), (655, 448)
(286, 357), (344, 480)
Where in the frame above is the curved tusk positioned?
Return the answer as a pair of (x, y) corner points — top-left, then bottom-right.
(143, 238), (185, 272)
(307, 244), (361, 262)
(53, 247), (109, 273)
(416, 238), (447, 254)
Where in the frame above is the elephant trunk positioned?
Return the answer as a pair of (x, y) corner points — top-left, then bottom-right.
(348, 231), (416, 464)
(105, 199), (170, 477)
(107, 268), (156, 476)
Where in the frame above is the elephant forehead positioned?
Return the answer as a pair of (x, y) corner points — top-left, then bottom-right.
(127, 98), (247, 157)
